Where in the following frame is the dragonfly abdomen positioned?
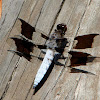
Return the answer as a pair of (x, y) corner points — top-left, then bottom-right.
(33, 49), (54, 88)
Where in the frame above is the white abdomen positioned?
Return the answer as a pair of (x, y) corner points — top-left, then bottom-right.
(33, 49), (54, 88)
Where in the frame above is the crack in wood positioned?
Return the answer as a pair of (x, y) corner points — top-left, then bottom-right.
(65, 88), (73, 100)
(0, 0), (14, 29)
(0, 82), (10, 100)
(0, 56), (20, 100)
(44, 67), (65, 100)
(65, 75), (81, 100)
(6, 1), (25, 40)
(0, 1), (40, 99)
(66, 0), (80, 25)
(0, 54), (15, 86)
(29, 0), (40, 23)
(1, 0), (48, 99)
(41, 0), (67, 99)
(88, 0), (92, 6)
(0, 13), (7, 30)
(72, 75), (82, 100)
(11, 61), (28, 99)
(43, 0), (90, 99)
(64, 0), (89, 69)
(48, 0), (66, 35)
(24, 81), (34, 100)
(74, 2), (88, 39)
(31, 0), (47, 27)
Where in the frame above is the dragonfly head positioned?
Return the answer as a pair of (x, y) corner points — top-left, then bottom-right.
(57, 23), (67, 35)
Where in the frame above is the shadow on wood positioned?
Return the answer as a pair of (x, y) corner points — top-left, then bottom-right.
(70, 67), (95, 75)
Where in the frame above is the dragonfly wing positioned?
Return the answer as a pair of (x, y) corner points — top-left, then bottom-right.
(19, 18), (35, 40)
(19, 18), (49, 40)
(10, 36), (47, 61)
(10, 36), (34, 60)
(73, 34), (99, 49)
(68, 51), (92, 67)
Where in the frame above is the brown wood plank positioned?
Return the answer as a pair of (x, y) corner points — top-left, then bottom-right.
(0, 0), (25, 98)
(0, 0), (44, 99)
(0, 0), (100, 100)
(0, 0), (2, 18)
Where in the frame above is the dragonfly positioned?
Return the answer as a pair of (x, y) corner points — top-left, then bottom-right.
(8, 18), (100, 94)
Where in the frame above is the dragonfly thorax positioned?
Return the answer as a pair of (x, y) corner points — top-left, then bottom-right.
(46, 31), (65, 49)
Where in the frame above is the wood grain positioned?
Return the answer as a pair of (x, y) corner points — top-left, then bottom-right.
(0, 0), (100, 100)
(0, 0), (2, 18)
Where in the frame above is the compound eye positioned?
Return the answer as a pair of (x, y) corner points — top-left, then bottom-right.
(61, 25), (65, 29)
(57, 24), (62, 30)
(57, 24), (67, 32)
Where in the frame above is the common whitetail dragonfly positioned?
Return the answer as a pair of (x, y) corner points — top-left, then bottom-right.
(8, 18), (100, 94)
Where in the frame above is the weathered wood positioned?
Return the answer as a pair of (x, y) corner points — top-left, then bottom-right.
(44, 0), (100, 100)
(0, 0), (25, 98)
(0, 0), (100, 100)
(0, 0), (2, 18)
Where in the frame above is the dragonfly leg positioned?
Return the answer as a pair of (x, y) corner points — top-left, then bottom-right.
(54, 53), (65, 66)
(41, 49), (47, 54)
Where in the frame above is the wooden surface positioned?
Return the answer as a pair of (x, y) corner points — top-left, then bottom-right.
(0, 0), (100, 100)
(0, 0), (2, 18)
